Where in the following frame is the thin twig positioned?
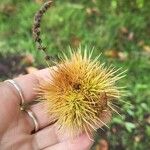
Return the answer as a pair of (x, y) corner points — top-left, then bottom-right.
(32, 1), (53, 61)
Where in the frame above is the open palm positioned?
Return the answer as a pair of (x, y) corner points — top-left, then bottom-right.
(0, 68), (110, 150)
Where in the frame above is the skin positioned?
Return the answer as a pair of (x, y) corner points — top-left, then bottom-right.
(0, 68), (111, 150)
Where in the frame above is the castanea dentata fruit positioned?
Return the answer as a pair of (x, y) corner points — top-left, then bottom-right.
(33, 1), (126, 139)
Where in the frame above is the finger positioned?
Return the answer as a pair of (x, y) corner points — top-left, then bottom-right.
(0, 83), (21, 134)
(2, 68), (51, 105)
(33, 125), (58, 149)
(23, 103), (111, 135)
(22, 103), (55, 132)
(23, 106), (109, 149)
(43, 133), (93, 150)
(14, 68), (51, 103)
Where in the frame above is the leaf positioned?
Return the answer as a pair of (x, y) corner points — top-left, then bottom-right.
(120, 27), (128, 34)
(118, 52), (128, 61)
(86, 7), (100, 16)
(105, 49), (128, 61)
(112, 127), (117, 133)
(127, 32), (134, 41)
(126, 109), (134, 116)
(97, 139), (109, 150)
(143, 45), (150, 53)
(112, 117), (123, 124)
(70, 36), (81, 48)
(138, 40), (144, 47)
(92, 0), (97, 4)
(35, 0), (44, 4)
(134, 135), (143, 142)
(104, 49), (118, 58)
(22, 54), (35, 65)
(146, 126), (150, 136)
(25, 67), (38, 74)
(0, 4), (16, 14)
(125, 122), (136, 132)
(145, 114), (150, 124)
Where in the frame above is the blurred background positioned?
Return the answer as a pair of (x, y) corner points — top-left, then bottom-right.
(0, 0), (150, 149)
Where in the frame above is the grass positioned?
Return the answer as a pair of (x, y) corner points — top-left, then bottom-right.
(0, 0), (150, 149)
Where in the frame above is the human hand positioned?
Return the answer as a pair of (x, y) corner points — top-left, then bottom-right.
(0, 68), (110, 150)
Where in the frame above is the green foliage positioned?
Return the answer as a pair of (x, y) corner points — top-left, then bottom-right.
(0, 0), (150, 149)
